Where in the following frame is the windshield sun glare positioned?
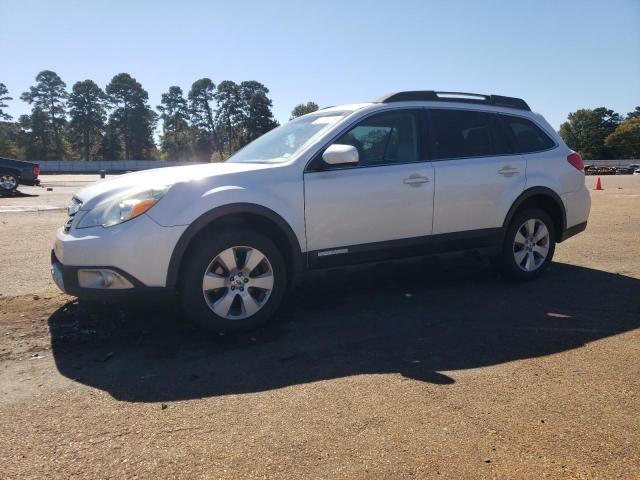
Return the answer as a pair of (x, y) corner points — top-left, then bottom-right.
(227, 112), (347, 164)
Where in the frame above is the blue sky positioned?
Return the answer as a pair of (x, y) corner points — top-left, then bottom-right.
(1, 0), (638, 129)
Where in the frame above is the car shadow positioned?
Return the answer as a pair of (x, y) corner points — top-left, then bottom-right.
(2, 190), (40, 198)
(47, 254), (640, 402)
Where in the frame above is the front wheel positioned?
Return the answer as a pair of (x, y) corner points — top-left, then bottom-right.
(179, 228), (287, 332)
(498, 208), (556, 281)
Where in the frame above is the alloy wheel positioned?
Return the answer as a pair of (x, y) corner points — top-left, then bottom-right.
(513, 218), (550, 272)
(201, 246), (274, 320)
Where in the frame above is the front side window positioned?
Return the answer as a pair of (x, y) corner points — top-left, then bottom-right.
(333, 111), (418, 166)
(430, 109), (499, 159)
(228, 112), (348, 164)
(499, 115), (555, 153)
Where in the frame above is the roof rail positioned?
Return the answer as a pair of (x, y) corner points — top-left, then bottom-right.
(375, 91), (531, 111)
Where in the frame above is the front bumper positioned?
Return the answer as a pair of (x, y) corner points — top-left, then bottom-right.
(54, 213), (186, 287)
(51, 250), (169, 300)
(52, 212), (187, 298)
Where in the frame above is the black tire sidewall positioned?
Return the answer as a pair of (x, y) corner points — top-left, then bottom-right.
(179, 228), (288, 332)
(500, 208), (556, 281)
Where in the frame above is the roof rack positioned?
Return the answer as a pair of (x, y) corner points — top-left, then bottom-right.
(375, 91), (531, 111)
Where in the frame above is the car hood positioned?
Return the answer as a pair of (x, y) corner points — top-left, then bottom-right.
(75, 162), (273, 210)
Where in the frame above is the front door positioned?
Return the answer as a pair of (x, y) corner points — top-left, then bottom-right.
(304, 110), (434, 266)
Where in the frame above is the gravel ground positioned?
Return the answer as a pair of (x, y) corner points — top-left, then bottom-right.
(0, 175), (116, 296)
(0, 174), (639, 479)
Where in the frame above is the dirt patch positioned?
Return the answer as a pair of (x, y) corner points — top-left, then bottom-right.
(0, 175), (639, 478)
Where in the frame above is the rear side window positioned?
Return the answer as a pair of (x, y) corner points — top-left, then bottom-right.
(490, 115), (513, 155)
(500, 115), (555, 153)
(429, 109), (513, 160)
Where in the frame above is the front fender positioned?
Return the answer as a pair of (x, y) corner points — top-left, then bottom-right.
(146, 167), (305, 247)
(164, 202), (303, 288)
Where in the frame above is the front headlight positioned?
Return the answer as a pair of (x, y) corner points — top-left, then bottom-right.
(77, 185), (172, 228)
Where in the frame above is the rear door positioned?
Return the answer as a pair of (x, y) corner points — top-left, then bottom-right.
(428, 108), (526, 235)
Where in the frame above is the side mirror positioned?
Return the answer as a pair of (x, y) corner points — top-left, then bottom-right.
(322, 144), (359, 166)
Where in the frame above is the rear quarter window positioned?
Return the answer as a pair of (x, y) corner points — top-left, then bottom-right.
(499, 115), (555, 153)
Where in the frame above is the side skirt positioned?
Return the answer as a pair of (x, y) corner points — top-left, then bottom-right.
(307, 228), (504, 269)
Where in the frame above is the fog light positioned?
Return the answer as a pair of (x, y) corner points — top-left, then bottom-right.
(77, 269), (134, 289)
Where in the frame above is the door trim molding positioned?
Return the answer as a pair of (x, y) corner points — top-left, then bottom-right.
(307, 228), (503, 269)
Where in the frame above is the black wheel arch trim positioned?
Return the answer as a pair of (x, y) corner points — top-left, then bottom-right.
(502, 187), (567, 238)
(166, 203), (303, 288)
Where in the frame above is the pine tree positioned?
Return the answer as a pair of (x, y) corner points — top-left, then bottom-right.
(189, 78), (224, 161)
(18, 108), (51, 159)
(214, 80), (242, 154)
(0, 83), (12, 121)
(238, 81), (278, 144)
(290, 102), (319, 120)
(158, 86), (191, 160)
(20, 71), (68, 159)
(99, 122), (123, 160)
(68, 80), (107, 160)
(106, 73), (157, 159)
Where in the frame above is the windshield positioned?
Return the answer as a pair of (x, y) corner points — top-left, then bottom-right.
(227, 112), (348, 164)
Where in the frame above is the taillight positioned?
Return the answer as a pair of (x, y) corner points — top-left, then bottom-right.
(33, 166), (40, 177)
(567, 152), (584, 172)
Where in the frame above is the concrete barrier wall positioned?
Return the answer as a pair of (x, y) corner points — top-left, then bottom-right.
(35, 158), (640, 173)
(38, 160), (206, 173)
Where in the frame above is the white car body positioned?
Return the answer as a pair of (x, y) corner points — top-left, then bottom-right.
(52, 91), (590, 316)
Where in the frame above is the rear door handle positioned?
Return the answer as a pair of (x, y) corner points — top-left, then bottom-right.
(498, 166), (520, 177)
(403, 174), (430, 186)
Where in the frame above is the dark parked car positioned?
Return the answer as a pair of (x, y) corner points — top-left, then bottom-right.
(615, 166), (635, 175)
(585, 165), (616, 176)
(0, 157), (40, 195)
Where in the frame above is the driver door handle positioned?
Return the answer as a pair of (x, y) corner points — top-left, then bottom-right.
(403, 174), (430, 186)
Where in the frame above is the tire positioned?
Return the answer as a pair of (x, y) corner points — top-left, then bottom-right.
(498, 208), (556, 281)
(0, 171), (19, 195)
(179, 228), (288, 332)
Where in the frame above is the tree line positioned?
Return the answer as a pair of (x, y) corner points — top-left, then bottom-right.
(0, 71), (319, 162)
(559, 106), (640, 160)
(2, 74), (638, 161)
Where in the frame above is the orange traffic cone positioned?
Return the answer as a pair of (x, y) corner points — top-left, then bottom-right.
(595, 177), (603, 190)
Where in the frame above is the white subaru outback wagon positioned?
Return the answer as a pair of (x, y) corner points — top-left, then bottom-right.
(52, 91), (591, 331)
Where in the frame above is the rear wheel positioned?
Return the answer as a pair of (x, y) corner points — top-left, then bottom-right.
(498, 208), (556, 281)
(0, 171), (18, 195)
(179, 228), (287, 332)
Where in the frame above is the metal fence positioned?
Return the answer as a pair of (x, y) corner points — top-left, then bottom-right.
(38, 160), (205, 173)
